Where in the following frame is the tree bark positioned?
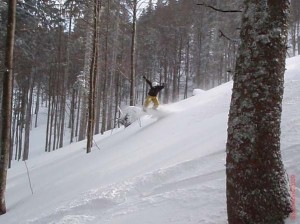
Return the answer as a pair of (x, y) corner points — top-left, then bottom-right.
(69, 88), (76, 143)
(130, 0), (137, 106)
(23, 73), (34, 160)
(101, 0), (111, 135)
(184, 37), (190, 99)
(226, 1), (292, 223)
(87, 0), (100, 153)
(0, 0), (16, 215)
(34, 81), (41, 128)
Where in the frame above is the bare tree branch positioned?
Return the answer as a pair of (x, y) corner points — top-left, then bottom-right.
(197, 3), (242, 13)
(219, 29), (232, 41)
(218, 30), (240, 43)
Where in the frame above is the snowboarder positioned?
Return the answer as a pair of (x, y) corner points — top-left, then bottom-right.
(143, 76), (165, 111)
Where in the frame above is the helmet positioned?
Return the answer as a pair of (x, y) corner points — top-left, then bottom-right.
(152, 82), (158, 87)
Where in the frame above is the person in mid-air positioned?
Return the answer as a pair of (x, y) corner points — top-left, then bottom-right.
(143, 76), (165, 111)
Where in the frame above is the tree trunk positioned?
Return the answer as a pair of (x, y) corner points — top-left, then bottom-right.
(34, 81), (41, 128)
(297, 20), (300, 55)
(130, 0), (137, 106)
(87, 0), (100, 153)
(45, 73), (52, 152)
(69, 88), (76, 143)
(196, 27), (203, 88)
(184, 37), (190, 99)
(0, 0), (16, 215)
(75, 90), (81, 140)
(177, 35), (182, 100)
(101, 0), (111, 135)
(79, 1), (94, 142)
(162, 51), (169, 104)
(108, 12), (120, 130)
(58, 94), (65, 149)
(48, 93), (55, 152)
(94, 69), (102, 135)
(23, 73), (34, 161)
(226, 1), (292, 223)
(10, 88), (18, 167)
(52, 94), (59, 151)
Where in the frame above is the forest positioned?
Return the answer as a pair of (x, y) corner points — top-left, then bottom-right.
(0, 0), (299, 161)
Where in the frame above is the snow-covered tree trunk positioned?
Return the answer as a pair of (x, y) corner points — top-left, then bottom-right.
(226, 1), (292, 223)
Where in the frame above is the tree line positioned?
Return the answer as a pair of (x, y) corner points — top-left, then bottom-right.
(0, 1), (299, 161)
(0, 0), (242, 160)
(0, 0), (299, 160)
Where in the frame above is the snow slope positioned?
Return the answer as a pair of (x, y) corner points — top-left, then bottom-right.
(1, 56), (300, 224)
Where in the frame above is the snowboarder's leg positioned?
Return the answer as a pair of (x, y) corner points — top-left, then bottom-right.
(152, 97), (159, 110)
(143, 96), (152, 111)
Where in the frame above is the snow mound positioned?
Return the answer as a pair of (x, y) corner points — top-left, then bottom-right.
(192, 89), (206, 96)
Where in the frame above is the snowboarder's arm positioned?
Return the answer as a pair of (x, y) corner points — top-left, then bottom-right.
(157, 83), (165, 91)
(157, 85), (164, 91)
(143, 76), (152, 87)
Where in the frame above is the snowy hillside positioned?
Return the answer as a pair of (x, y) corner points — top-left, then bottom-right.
(1, 56), (300, 224)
